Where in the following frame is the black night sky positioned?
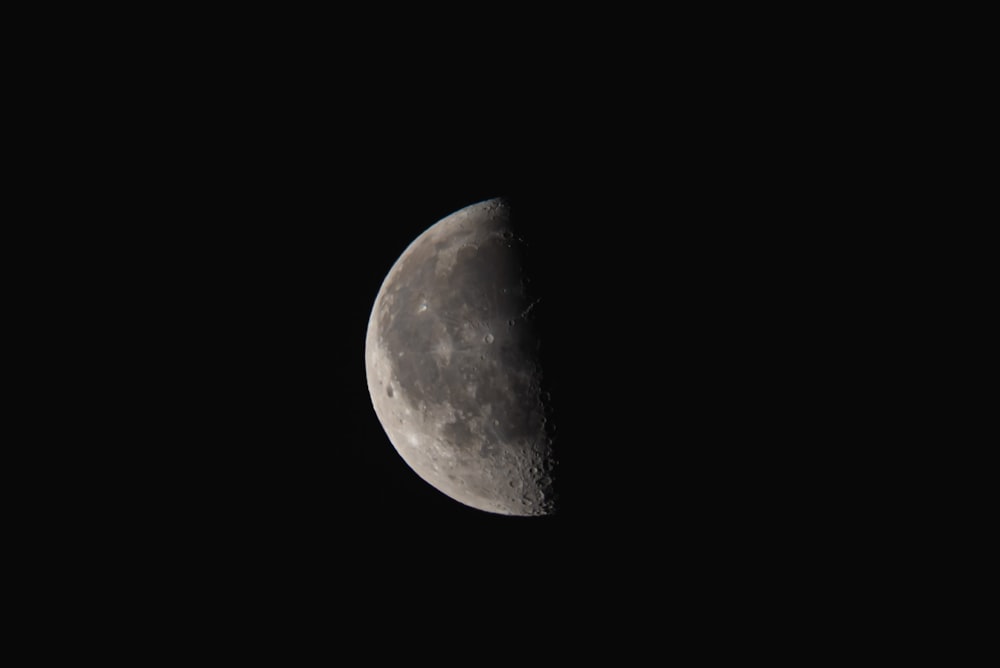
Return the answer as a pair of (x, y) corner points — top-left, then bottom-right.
(92, 114), (819, 579)
(49, 34), (858, 641)
(25, 10), (895, 655)
(176, 144), (790, 552)
(61, 26), (803, 541)
(125, 134), (715, 569)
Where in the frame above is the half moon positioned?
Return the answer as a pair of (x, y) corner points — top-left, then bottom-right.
(364, 198), (556, 516)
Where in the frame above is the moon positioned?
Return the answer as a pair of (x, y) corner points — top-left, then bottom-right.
(365, 197), (557, 516)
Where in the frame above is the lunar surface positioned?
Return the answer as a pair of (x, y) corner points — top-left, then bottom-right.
(365, 198), (556, 516)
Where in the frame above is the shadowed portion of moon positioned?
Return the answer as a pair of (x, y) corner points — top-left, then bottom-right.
(365, 198), (557, 516)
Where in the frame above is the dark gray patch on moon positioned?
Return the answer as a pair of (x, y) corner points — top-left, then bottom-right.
(365, 198), (556, 516)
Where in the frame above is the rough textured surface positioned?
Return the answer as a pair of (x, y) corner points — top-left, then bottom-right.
(365, 198), (556, 515)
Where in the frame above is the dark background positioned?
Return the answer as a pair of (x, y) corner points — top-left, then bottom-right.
(28, 15), (886, 646)
(60, 120), (796, 588)
(84, 117), (826, 595)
